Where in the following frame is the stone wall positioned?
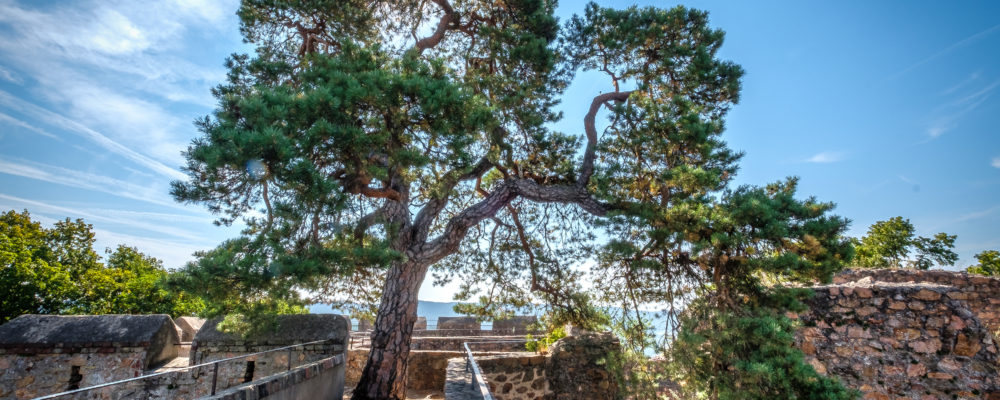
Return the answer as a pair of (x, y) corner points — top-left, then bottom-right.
(190, 315), (348, 389)
(833, 269), (1000, 334)
(0, 314), (180, 399)
(797, 280), (1000, 399)
(204, 355), (346, 400)
(411, 337), (529, 352)
(30, 353), (345, 400)
(347, 350), (473, 391)
(0, 348), (148, 399)
(492, 316), (539, 335)
(439, 317), (480, 330)
(444, 333), (621, 400)
(545, 333), (620, 400)
(477, 354), (550, 400)
(175, 317), (206, 343)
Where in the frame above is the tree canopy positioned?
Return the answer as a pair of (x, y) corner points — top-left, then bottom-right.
(852, 216), (957, 270)
(171, 1), (854, 398)
(966, 250), (1000, 276)
(0, 209), (203, 323)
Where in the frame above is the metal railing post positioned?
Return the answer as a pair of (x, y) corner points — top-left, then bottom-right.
(287, 347), (293, 371)
(210, 362), (219, 395)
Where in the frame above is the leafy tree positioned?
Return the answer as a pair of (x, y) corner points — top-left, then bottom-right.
(853, 216), (957, 269)
(72, 245), (205, 316)
(0, 210), (72, 322)
(966, 250), (1000, 276)
(0, 209), (204, 322)
(171, 1), (851, 398)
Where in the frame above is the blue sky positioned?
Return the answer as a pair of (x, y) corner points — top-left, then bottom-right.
(0, 1), (997, 302)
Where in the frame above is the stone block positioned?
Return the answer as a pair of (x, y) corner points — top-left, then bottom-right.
(437, 317), (479, 331)
(492, 316), (538, 334)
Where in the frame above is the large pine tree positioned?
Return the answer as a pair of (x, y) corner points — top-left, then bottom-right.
(172, 1), (852, 398)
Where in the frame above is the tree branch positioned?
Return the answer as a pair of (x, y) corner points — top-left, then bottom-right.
(411, 157), (494, 244)
(414, 0), (457, 54)
(350, 185), (402, 201)
(354, 207), (387, 240)
(577, 90), (634, 188)
(414, 178), (610, 265)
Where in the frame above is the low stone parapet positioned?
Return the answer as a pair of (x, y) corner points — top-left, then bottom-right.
(833, 268), (1000, 334)
(0, 314), (180, 399)
(203, 354), (345, 400)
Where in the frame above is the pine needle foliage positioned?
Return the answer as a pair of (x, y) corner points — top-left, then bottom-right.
(170, 1), (857, 398)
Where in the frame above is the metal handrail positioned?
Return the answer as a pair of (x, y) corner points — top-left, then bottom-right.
(33, 339), (335, 400)
(463, 342), (495, 400)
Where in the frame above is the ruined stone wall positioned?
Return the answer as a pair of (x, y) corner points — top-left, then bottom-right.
(446, 333), (620, 400)
(347, 349), (476, 391)
(410, 337), (529, 352)
(190, 341), (342, 389)
(477, 354), (550, 400)
(203, 355), (345, 400)
(0, 346), (147, 399)
(23, 354), (345, 400)
(834, 269), (1000, 333)
(545, 333), (620, 400)
(797, 281), (1000, 400)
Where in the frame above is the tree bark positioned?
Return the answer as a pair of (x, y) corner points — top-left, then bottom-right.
(350, 259), (428, 400)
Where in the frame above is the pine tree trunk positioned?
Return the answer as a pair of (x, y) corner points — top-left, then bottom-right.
(351, 259), (427, 400)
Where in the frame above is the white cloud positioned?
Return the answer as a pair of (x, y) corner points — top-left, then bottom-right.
(922, 79), (1000, 141)
(55, 80), (189, 164)
(0, 158), (183, 209)
(0, 65), (19, 83)
(0, 193), (207, 242)
(0, 0), (231, 109)
(805, 151), (845, 163)
(927, 125), (951, 138)
(992, 157), (1000, 169)
(0, 89), (186, 179)
(0, 111), (60, 140)
(941, 72), (980, 95)
(94, 228), (207, 268)
(956, 204), (1000, 222)
(887, 23), (1000, 81)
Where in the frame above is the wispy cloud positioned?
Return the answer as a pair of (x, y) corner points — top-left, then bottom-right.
(0, 111), (60, 140)
(922, 79), (1000, 142)
(0, 158), (184, 209)
(0, 193), (207, 242)
(956, 204), (1000, 222)
(94, 228), (207, 268)
(0, 0), (235, 171)
(887, 23), (1000, 81)
(0, 65), (19, 83)
(925, 124), (953, 139)
(992, 157), (1000, 169)
(941, 72), (981, 95)
(804, 151), (846, 163)
(0, 90), (186, 179)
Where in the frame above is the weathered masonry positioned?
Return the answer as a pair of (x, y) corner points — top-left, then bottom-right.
(0, 314), (179, 399)
(444, 332), (622, 400)
(0, 313), (349, 400)
(345, 315), (541, 392)
(190, 314), (348, 388)
(797, 269), (1000, 400)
